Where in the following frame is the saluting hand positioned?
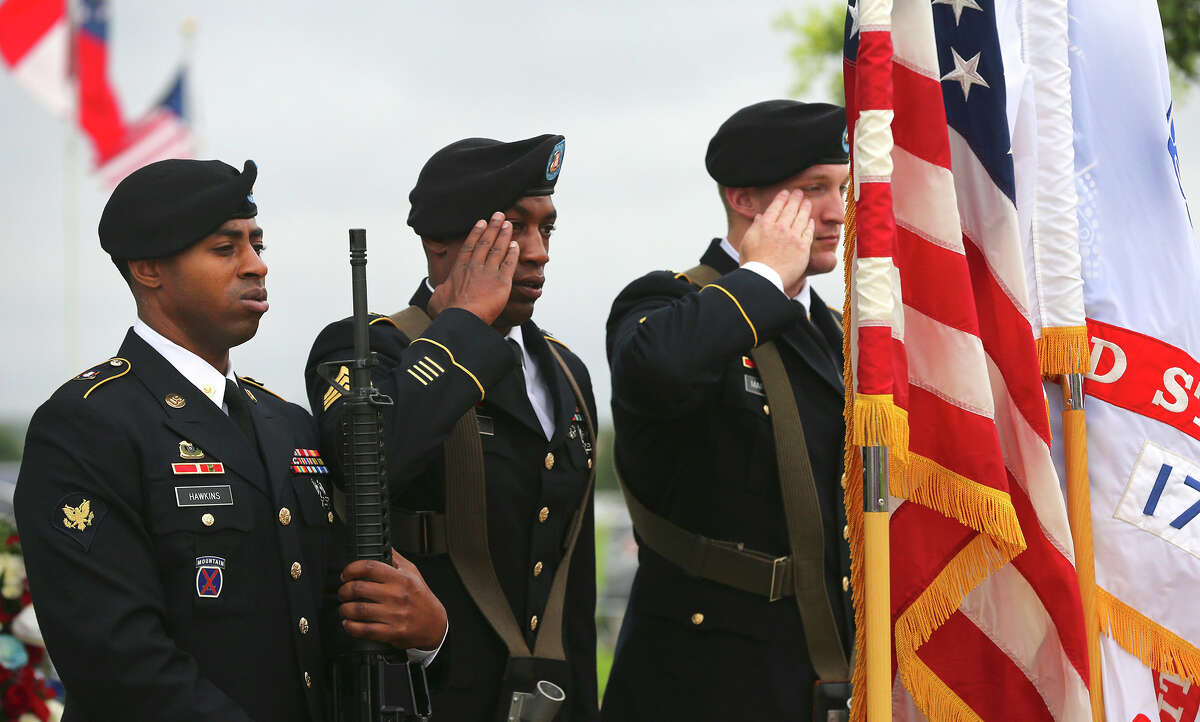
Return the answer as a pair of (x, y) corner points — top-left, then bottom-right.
(739, 189), (815, 298)
(427, 212), (519, 325)
(338, 549), (448, 652)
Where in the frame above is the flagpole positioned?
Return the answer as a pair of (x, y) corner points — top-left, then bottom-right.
(1062, 374), (1104, 721)
(64, 0), (82, 373)
(863, 446), (891, 721)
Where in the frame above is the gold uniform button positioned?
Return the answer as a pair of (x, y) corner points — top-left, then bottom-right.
(201, 513), (215, 527)
(279, 508), (292, 526)
(691, 613), (704, 626)
(202, 384), (214, 397)
(165, 393), (186, 409)
(544, 452), (555, 470)
(109, 359), (123, 367)
(763, 404), (770, 416)
(530, 615), (539, 631)
(587, 458), (593, 469)
(842, 576), (850, 592)
(538, 507), (550, 523)
(533, 561), (543, 577)
(304, 672), (312, 688)
(327, 511), (335, 524)
(299, 617), (309, 635)
(290, 562), (302, 580)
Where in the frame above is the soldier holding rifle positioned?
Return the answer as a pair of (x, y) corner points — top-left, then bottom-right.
(15, 159), (445, 721)
(307, 134), (599, 722)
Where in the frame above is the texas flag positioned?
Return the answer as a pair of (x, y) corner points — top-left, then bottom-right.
(75, 0), (126, 163)
(0, 0), (71, 115)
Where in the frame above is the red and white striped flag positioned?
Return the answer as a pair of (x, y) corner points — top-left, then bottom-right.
(0, 0), (70, 115)
(842, 0), (1091, 718)
(97, 68), (195, 188)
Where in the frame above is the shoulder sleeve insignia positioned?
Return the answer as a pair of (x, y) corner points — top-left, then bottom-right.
(53, 493), (108, 551)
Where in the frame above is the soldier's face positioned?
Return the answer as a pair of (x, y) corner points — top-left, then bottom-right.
(751, 163), (849, 278)
(497, 195), (555, 329)
(158, 219), (268, 350)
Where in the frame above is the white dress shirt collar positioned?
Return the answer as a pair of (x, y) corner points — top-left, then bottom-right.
(719, 237), (812, 314)
(133, 319), (238, 411)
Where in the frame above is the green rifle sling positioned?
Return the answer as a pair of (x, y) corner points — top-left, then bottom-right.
(388, 306), (597, 662)
(615, 264), (849, 680)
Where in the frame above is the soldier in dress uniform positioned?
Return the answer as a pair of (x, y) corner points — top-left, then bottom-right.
(602, 101), (854, 721)
(305, 135), (599, 722)
(15, 159), (446, 722)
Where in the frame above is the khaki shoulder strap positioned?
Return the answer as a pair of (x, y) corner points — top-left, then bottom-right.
(536, 342), (597, 660)
(389, 306), (594, 661)
(678, 263), (722, 287)
(388, 306), (433, 339)
(749, 342), (849, 679)
(617, 266), (850, 679)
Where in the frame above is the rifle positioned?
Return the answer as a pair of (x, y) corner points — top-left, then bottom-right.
(319, 228), (433, 722)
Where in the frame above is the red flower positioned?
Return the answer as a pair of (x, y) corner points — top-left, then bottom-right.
(4, 536), (17, 547)
(19, 591), (30, 607)
(3, 682), (33, 717)
(24, 646), (42, 667)
(0, 665), (12, 686)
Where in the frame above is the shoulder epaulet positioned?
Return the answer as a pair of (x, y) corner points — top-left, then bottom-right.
(72, 358), (131, 399)
(368, 314), (401, 330)
(237, 375), (286, 402)
(542, 333), (572, 352)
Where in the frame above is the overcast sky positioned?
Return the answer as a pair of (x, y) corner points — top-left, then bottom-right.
(1, 1), (1196, 424)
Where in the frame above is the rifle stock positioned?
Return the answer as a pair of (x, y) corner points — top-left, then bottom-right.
(320, 229), (432, 722)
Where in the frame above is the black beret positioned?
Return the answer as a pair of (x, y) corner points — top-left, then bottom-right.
(705, 100), (848, 187)
(408, 134), (565, 239)
(99, 159), (258, 260)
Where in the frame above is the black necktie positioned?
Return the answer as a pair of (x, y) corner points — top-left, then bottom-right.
(507, 340), (541, 423)
(224, 378), (258, 448)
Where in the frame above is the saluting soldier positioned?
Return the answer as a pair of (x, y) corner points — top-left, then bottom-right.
(602, 101), (854, 721)
(306, 135), (599, 722)
(15, 159), (446, 722)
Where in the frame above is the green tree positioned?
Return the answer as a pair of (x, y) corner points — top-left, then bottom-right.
(776, 1), (1200, 103)
(0, 422), (25, 461)
(773, 4), (847, 104)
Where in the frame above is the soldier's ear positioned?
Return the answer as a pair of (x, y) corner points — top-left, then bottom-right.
(723, 186), (759, 221)
(421, 237), (450, 258)
(127, 258), (164, 290)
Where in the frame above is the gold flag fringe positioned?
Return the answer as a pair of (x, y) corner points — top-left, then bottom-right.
(896, 455), (1027, 548)
(1036, 325), (1090, 376)
(1097, 586), (1200, 684)
(849, 394), (910, 460)
(843, 178), (1030, 721)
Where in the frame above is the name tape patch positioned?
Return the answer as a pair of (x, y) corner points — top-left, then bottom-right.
(744, 374), (765, 397)
(175, 485), (234, 507)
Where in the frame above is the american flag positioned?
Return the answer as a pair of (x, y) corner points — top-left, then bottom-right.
(96, 68), (195, 189)
(843, 0), (1091, 718)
